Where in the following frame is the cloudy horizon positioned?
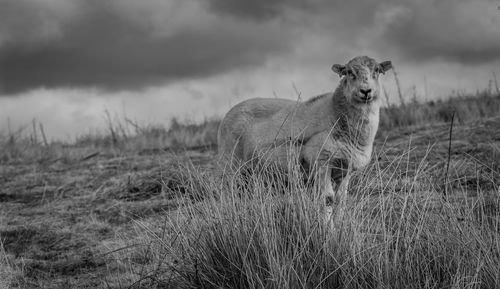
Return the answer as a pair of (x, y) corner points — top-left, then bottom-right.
(1, 0), (500, 140)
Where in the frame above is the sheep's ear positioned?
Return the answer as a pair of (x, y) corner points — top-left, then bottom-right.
(332, 64), (346, 77)
(379, 61), (393, 73)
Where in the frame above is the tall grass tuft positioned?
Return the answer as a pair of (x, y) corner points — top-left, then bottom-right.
(136, 145), (500, 289)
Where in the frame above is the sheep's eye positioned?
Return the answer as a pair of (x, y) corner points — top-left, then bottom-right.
(347, 70), (356, 79)
(374, 66), (384, 75)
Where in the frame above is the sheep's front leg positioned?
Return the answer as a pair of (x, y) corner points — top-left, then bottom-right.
(330, 159), (350, 218)
(317, 165), (335, 219)
(305, 149), (340, 222)
(314, 166), (354, 224)
(302, 133), (349, 222)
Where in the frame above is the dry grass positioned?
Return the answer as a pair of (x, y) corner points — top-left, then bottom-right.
(155, 154), (499, 288)
(130, 116), (500, 288)
(1, 93), (500, 288)
(72, 116), (219, 152)
(380, 92), (500, 130)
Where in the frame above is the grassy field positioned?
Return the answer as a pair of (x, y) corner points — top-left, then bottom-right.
(1, 93), (500, 288)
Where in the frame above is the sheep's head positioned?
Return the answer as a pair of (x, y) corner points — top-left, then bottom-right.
(332, 56), (392, 104)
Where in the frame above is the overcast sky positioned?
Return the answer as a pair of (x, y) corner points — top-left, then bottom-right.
(1, 0), (499, 140)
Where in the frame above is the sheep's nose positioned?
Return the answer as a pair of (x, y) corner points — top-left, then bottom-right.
(360, 89), (372, 97)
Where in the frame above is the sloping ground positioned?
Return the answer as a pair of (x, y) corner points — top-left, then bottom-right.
(377, 116), (500, 192)
(1, 117), (499, 288)
(0, 150), (214, 288)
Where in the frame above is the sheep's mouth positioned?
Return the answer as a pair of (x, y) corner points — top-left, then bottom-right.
(354, 94), (376, 104)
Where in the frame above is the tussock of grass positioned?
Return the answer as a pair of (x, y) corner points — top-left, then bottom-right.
(133, 148), (500, 289)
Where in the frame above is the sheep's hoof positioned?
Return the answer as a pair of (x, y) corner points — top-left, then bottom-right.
(324, 205), (334, 221)
(325, 195), (334, 206)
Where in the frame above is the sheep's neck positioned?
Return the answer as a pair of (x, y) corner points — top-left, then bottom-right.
(331, 91), (380, 149)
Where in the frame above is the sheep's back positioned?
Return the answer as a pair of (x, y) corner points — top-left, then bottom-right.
(217, 98), (295, 160)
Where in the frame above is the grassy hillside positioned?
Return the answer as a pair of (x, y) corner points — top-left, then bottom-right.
(2, 92), (499, 162)
(1, 93), (499, 288)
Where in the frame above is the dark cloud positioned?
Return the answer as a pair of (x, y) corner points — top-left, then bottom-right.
(0, 0), (292, 94)
(380, 1), (500, 64)
(1, 34), (285, 94)
(1, 0), (500, 95)
(0, 0), (63, 44)
(206, 0), (288, 19)
(204, 0), (369, 22)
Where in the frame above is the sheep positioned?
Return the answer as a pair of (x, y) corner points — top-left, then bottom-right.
(217, 56), (393, 219)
